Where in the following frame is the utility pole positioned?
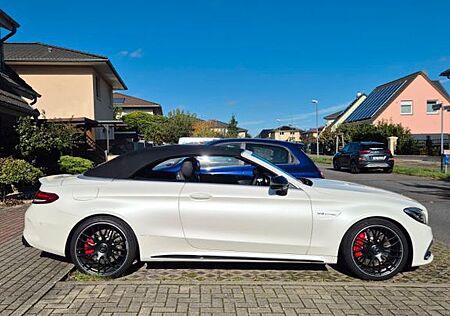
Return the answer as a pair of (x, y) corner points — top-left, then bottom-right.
(312, 99), (319, 157)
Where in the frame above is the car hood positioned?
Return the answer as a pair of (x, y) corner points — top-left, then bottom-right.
(310, 178), (415, 202)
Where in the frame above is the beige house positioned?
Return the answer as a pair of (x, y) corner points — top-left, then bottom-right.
(257, 125), (303, 142)
(206, 120), (248, 138)
(113, 92), (163, 117)
(4, 42), (126, 124)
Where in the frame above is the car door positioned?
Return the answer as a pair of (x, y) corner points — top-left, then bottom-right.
(339, 143), (352, 167)
(178, 155), (312, 255)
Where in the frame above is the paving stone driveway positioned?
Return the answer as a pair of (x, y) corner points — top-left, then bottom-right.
(27, 282), (450, 315)
(1, 204), (449, 315)
(0, 205), (73, 316)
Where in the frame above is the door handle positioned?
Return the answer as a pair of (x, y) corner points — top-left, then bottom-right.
(189, 193), (212, 201)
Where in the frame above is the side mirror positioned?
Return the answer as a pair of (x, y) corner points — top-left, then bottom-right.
(270, 175), (289, 196)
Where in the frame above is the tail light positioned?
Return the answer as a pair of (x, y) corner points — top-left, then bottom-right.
(358, 150), (370, 154)
(33, 190), (59, 204)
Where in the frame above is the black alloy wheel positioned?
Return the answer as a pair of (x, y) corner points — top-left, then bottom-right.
(350, 161), (360, 174)
(339, 218), (409, 280)
(70, 216), (137, 278)
(333, 159), (341, 171)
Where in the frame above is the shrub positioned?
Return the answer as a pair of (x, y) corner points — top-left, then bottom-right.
(59, 156), (94, 174)
(15, 117), (80, 173)
(0, 157), (43, 202)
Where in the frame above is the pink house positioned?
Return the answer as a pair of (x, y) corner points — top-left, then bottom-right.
(344, 71), (450, 136)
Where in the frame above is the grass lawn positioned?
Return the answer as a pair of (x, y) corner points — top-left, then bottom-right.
(309, 155), (450, 181)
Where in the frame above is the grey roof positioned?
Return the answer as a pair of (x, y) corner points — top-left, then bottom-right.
(345, 72), (421, 123)
(4, 42), (108, 62)
(323, 110), (343, 120)
(256, 128), (273, 138)
(113, 93), (160, 107)
(4, 42), (127, 90)
(207, 119), (247, 132)
(431, 80), (450, 100)
(440, 69), (450, 77)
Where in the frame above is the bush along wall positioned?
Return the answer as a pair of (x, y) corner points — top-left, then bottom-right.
(58, 155), (94, 174)
(0, 157), (43, 202)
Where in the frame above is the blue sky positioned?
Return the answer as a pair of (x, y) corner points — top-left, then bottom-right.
(4, 1), (450, 135)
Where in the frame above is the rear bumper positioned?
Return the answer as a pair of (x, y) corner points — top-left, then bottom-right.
(23, 204), (78, 257)
(358, 160), (394, 169)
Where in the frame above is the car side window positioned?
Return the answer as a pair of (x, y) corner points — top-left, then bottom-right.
(196, 155), (246, 169)
(348, 143), (358, 152)
(245, 143), (290, 164)
(133, 157), (188, 181)
(215, 142), (243, 150)
(341, 144), (350, 152)
(195, 155), (273, 186)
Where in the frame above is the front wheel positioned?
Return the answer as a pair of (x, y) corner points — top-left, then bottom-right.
(69, 216), (137, 278)
(333, 159), (341, 171)
(339, 218), (409, 280)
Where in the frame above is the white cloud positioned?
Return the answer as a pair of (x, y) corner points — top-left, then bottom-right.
(276, 102), (349, 123)
(240, 119), (266, 126)
(118, 48), (143, 59)
(225, 100), (238, 106)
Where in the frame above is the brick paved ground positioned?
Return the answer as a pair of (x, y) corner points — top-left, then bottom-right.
(1, 204), (450, 315)
(0, 204), (73, 316)
(27, 281), (450, 315)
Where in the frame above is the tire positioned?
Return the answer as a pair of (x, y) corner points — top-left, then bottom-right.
(383, 167), (393, 173)
(350, 161), (360, 174)
(69, 216), (137, 278)
(339, 218), (409, 280)
(333, 159), (341, 171)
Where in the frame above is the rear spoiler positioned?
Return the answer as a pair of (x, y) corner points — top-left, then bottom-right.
(39, 174), (73, 187)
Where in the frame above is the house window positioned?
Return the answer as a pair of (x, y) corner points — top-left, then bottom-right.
(113, 97), (125, 104)
(426, 100), (439, 114)
(95, 76), (101, 99)
(400, 100), (413, 115)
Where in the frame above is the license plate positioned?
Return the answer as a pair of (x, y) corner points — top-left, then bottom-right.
(372, 156), (385, 161)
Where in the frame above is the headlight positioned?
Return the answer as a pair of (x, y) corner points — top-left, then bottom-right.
(404, 207), (427, 224)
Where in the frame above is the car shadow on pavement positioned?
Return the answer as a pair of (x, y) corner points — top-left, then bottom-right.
(145, 261), (328, 271)
(400, 182), (450, 199)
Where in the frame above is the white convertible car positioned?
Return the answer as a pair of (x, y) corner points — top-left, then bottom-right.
(23, 145), (433, 280)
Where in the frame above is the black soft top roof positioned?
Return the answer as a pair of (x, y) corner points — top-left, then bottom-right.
(84, 145), (243, 179)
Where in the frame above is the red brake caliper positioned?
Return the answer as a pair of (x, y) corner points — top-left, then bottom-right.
(353, 232), (366, 257)
(84, 237), (95, 255)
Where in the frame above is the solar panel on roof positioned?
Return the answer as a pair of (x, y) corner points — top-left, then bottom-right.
(345, 80), (406, 123)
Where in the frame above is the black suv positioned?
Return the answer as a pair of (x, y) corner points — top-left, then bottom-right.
(332, 141), (394, 174)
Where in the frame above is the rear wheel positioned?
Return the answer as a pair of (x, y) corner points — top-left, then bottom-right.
(69, 216), (137, 278)
(339, 218), (409, 280)
(350, 161), (360, 174)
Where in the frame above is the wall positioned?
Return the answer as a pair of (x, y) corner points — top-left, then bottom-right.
(271, 130), (301, 142)
(374, 74), (450, 134)
(93, 71), (114, 120)
(11, 65), (95, 119)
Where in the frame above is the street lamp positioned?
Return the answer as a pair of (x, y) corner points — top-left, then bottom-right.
(431, 102), (450, 171)
(312, 99), (319, 157)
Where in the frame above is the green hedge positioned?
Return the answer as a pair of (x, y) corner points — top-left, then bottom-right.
(59, 156), (94, 174)
(0, 157), (43, 202)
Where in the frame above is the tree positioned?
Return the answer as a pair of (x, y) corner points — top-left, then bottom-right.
(165, 109), (198, 143)
(113, 105), (123, 119)
(226, 114), (239, 137)
(122, 112), (169, 144)
(192, 121), (224, 137)
(15, 117), (78, 173)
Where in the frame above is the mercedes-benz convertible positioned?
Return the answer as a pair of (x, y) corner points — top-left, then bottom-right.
(23, 145), (433, 280)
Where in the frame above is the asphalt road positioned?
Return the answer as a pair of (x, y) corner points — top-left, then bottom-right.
(319, 164), (450, 246)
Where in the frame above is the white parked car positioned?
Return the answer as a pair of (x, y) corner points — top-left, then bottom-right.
(23, 145), (433, 280)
